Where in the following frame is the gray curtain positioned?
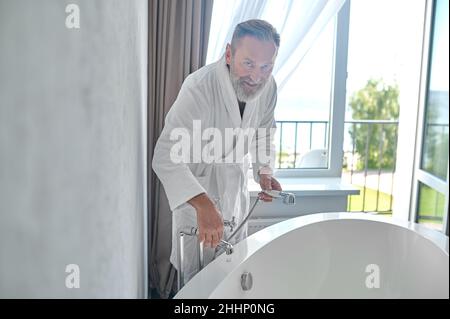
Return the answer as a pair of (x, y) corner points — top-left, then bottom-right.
(148, 0), (213, 298)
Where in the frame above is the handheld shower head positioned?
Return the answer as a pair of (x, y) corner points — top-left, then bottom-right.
(226, 188), (295, 246)
(262, 190), (296, 205)
(281, 192), (296, 205)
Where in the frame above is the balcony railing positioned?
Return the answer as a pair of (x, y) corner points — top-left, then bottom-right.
(276, 121), (329, 169)
(275, 120), (399, 214)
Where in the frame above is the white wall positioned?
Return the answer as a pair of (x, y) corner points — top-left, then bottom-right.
(0, 0), (148, 298)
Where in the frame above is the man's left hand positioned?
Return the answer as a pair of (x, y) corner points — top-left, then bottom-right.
(258, 174), (282, 202)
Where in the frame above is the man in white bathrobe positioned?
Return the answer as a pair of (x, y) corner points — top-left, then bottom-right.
(152, 19), (282, 286)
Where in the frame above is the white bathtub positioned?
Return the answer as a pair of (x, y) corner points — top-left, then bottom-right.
(175, 213), (449, 299)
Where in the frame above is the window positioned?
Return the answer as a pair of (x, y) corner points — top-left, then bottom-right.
(413, 0), (449, 231)
(343, 0), (426, 214)
(206, 0), (350, 178)
(420, 0), (449, 181)
(276, 3), (349, 178)
(417, 182), (446, 230)
(274, 17), (335, 170)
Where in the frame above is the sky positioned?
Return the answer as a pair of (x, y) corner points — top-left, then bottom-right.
(429, 0), (449, 92)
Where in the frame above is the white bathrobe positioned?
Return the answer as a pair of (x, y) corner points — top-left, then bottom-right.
(152, 55), (277, 283)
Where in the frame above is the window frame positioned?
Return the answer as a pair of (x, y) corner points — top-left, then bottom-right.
(409, 0), (449, 233)
(274, 0), (351, 178)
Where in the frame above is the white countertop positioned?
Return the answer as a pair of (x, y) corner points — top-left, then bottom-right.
(248, 177), (360, 197)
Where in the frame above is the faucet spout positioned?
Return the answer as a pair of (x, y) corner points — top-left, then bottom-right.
(218, 239), (234, 255)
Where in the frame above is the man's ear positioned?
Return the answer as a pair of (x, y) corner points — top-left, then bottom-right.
(225, 44), (232, 65)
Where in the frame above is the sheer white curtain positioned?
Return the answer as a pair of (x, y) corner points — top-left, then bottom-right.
(206, 0), (346, 91)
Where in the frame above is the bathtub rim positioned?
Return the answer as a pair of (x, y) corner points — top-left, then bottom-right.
(174, 212), (449, 299)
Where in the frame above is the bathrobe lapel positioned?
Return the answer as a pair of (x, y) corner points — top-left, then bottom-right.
(216, 56), (242, 128)
(216, 56), (260, 131)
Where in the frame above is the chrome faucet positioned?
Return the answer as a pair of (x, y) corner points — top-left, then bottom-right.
(217, 239), (234, 255)
(223, 216), (236, 233)
(177, 221), (235, 290)
(177, 192), (295, 290)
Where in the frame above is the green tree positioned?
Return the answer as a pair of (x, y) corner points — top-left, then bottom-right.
(348, 79), (400, 170)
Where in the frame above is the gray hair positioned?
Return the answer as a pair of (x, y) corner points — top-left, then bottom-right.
(231, 19), (280, 53)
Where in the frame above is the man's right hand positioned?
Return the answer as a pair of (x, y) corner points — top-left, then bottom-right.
(188, 193), (224, 248)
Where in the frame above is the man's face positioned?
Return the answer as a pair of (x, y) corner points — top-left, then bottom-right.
(226, 36), (278, 102)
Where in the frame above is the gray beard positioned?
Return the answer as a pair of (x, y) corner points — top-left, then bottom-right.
(229, 63), (268, 103)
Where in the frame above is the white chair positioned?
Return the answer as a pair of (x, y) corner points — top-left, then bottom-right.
(298, 149), (328, 168)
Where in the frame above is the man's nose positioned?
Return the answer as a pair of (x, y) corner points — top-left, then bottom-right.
(248, 69), (262, 84)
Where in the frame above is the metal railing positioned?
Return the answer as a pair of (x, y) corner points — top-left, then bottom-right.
(274, 120), (399, 213)
(276, 121), (329, 169)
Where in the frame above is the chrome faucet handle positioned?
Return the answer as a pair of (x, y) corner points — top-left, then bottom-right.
(180, 226), (198, 236)
(223, 216), (236, 232)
